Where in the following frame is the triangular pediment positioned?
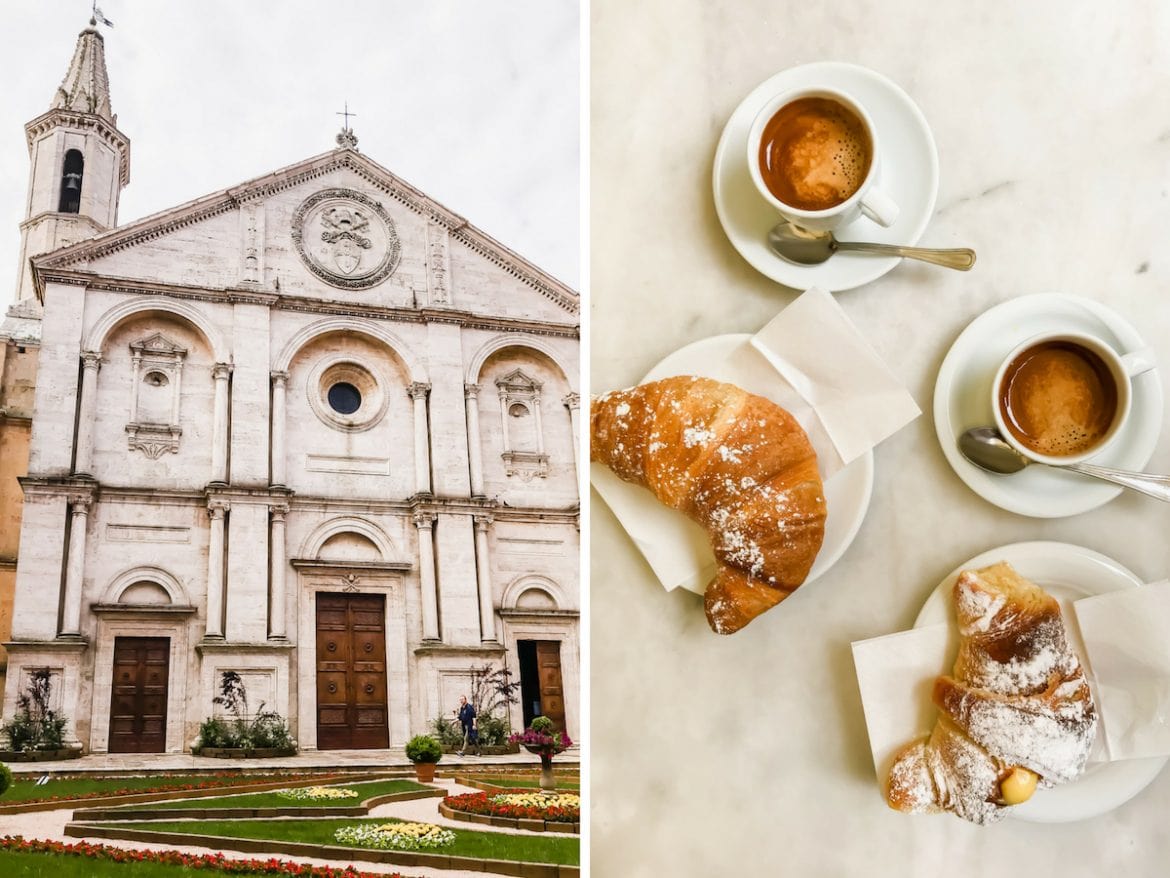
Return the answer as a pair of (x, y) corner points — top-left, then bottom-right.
(32, 149), (578, 322)
(129, 331), (186, 355)
(496, 368), (542, 393)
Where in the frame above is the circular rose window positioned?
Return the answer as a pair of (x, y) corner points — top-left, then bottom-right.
(308, 357), (389, 432)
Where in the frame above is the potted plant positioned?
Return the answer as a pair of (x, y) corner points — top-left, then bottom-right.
(509, 716), (572, 791)
(405, 734), (442, 782)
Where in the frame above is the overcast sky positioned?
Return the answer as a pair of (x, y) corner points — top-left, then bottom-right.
(0, 1), (580, 307)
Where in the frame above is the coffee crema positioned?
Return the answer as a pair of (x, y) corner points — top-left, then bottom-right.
(998, 341), (1118, 458)
(757, 97), (872, 211)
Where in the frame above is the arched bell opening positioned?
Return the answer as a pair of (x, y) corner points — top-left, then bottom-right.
(59, 149), (84, 213)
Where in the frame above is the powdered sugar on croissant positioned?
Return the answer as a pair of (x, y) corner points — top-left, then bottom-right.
(886, 562), (1097, 824)
(591, 376), (825, 634)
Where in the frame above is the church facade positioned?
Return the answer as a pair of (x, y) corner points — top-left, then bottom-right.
(1, 25), (580, 755)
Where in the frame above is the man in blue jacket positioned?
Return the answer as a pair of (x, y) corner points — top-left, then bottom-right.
(455, 695), (479, 757)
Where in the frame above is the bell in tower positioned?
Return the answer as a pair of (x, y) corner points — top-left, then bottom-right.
(58, 149), (85, 214)
(13, 21), (130, 304)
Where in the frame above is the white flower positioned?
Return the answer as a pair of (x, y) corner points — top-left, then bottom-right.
(334, 821), (455, 850)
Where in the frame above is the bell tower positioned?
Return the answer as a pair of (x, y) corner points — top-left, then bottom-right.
(14, 20), (130, 303)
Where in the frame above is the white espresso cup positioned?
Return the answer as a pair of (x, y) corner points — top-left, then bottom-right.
(991, 330), (1156, 466)
(746, 86), (898, 233)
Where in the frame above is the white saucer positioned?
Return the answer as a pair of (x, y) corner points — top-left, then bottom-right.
(915, 541), (1167, 824)
(933, 293), (1163, 518)
(713, 61), (939, 292)
(643, 334), (874, 591)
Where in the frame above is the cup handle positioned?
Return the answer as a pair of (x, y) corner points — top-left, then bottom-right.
(1121, 346), (1157, 377)
(859, 186), (899, 228)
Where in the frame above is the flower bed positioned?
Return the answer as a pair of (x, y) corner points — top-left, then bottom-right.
(334, 821), (455, 851)
(275, 786), (359, 802)
(444, 790), (580, 822)
(0, 835), (400, 876)
(439, 796), (582, 833)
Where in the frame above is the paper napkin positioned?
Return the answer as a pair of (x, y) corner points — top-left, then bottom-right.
(852, 580), (1170, 785)
(1074, 580), (1170, 761)
(591, 286), (921, 594)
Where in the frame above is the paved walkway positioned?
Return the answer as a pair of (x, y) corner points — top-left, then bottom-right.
(7, 748), (579, 775)
(2, 776), (578, 878)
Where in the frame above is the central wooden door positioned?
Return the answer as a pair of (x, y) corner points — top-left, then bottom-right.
(315, 592), (389, 749)
(535, 641), (567, 733)
(108, 636), (169, 753)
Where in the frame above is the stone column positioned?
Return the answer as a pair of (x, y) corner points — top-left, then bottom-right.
(270, 371), (289, 487)
(564, 392), (581, 478)
(497, 386), (511, 450)
(473, 514), (498, 642)
(59, 495), (92, 637)
(210, 363), (233, 485)
(73, 352), (102, 477)
(269, 503), (288, 639)
(414, 512), (439, 641)
(409, 382), (432, 495)
(464, 384), (485, 497)
(205, 499), (229, 639)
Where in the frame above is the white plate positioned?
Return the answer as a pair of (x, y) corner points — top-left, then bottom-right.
(643, 334), (874, 590)
(713, 61), (939, 292)
(933, 293), (1163, 518)
(916, 541), (1167, 823)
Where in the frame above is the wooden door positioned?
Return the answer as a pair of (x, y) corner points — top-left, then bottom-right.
(108, 636), (169, 753)
(315, 593), (389, 749)
(535, 640), (566, 733)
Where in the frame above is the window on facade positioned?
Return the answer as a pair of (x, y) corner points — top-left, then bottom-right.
(59, 149), (84, 213)
(495, 368), (548, 478)
(327, 381), (362, 415)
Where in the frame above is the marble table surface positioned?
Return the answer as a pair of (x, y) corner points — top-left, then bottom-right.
(589, 1), (1170, 874)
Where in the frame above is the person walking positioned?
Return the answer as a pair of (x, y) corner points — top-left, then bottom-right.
(454, 695), (479, 756)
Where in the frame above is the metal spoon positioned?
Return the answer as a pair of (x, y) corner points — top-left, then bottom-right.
(767, 221), (976, 270)
(959, 426), (1170, 502)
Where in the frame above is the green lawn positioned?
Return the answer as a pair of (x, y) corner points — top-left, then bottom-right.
(4, 772), (351, 810)
(473, 776), (580, 790)
(140, 778), (427, 810)
(109, 817), (579, 865)
(0, 849), (400, 877)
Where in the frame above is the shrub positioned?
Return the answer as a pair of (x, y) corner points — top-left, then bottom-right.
(0, 762), (12, 797)
(430, 715), (464, 747)
(405, 734), (442, 764)
(531, 715), (555, 734)
(196, 671), (295, 752)
(477, 712), (510, 746)
(1, 669), (68, 752)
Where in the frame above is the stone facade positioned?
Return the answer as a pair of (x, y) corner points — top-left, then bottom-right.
(1, 26), (579, 755)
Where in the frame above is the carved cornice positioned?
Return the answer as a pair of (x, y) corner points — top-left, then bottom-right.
(31, 149), (577, 312)
(33, 269), (579, 338)
(24, 108), (131, 185)
(16, 478), (577, 520)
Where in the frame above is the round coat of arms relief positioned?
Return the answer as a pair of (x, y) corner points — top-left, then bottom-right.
(292, 188), (401, 289)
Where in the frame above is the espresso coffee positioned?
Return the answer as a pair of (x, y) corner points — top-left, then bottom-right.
(998, 341), (1118, 458)
(757, 97), (873, 211)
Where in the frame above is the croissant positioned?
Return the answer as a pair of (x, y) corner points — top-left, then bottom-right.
(885, 562), (1097, 824)
(591, 376), (826, 634)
